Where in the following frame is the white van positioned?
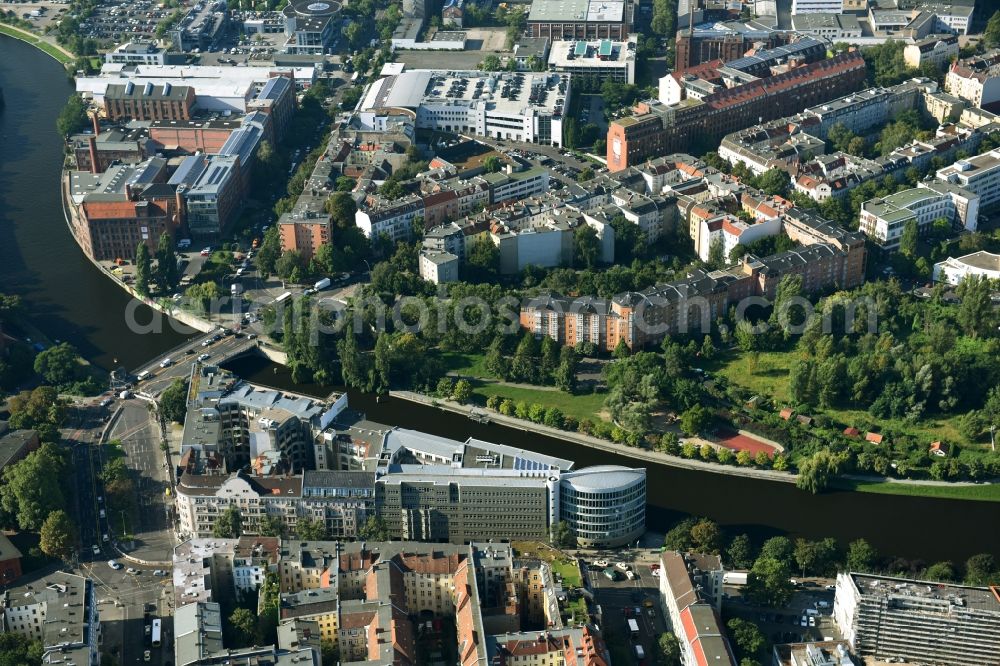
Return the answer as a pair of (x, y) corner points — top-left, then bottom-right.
(136, 370), (151, 382)
(159, 358), (173, 368)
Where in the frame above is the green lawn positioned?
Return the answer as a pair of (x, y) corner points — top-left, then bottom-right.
(472, 383), (608, 423)
(439, 351), (491, 378)
(709, 349), (798, 404)
(0, 23), (74, 63)
(711, 349), (972, 446)
(551, 558), (583, 589)
(835, 479), (1000, 502)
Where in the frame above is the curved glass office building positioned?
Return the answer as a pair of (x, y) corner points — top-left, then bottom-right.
(559, 466), (646, 547)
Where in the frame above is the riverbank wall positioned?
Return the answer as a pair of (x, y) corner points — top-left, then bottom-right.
(61, 172), (216, 335)
(390, 389), (801, 484)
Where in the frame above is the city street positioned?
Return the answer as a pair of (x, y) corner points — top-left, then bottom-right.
(138, 330), (256, 397)
(107, 399), (174, 563)
(584, 549), (666, 664)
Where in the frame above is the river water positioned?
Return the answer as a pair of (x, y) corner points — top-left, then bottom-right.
(2, 36), (998, 564)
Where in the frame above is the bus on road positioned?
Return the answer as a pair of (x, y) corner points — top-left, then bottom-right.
(151, 619), (161, 648)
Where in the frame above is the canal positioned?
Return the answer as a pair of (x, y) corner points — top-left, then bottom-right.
(2, 35), (997, 565)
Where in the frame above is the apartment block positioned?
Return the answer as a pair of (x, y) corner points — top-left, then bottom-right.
(0, 572), (100, 666)
(608, 51), (866, 171)
(173, 537), (281, 606)
(169, 153), (246, 238)
(174, 601), (319, 666)
(520, 235), (865, 351)
(904, 35), (959, 70)
(278, 214), (331, 262)
(946, 49), (1000, 109)
(860, 187), (961, 251)
(659, 551), (734, 666)
(833, 572), (1000, 666)
(936, 149), (1000, 208)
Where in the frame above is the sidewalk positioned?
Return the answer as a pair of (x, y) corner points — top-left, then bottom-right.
(389, 390), (800, 484)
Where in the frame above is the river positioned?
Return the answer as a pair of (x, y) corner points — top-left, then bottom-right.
(2, 35), (998, 565)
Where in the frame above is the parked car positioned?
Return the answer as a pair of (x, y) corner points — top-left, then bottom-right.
(108, 560), (122, 570)
(126, 567), (139, 575)
(200, 247), (212, 256)
(92, 545), (101, 555)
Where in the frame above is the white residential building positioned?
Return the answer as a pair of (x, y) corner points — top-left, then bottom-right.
(859, 187), (957, 251)
(104, 41), (168, 66)
(936, 149), (1000, 209)
(418, 250), (460, 283)
(354, 195), (424, 242)
(945, 50), (1000, 108)
(790, 13), (862, 39)
(933, 251), (1000, 285)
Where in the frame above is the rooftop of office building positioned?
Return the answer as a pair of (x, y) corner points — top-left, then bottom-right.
(848, 573), (1000, 613)
(361, 69), (569, 118)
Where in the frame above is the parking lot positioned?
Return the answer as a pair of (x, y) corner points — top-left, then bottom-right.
(725, 579), (841, 645)
(0, 1), (67, 30)
(583, 549), (666, 664)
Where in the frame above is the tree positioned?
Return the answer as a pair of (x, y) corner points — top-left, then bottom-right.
(56, 95), (88, 136)
(759, 536), (794, 568)
(156, 232), (179, 291)
(259, 514), (285, 537)
(964, 553), (997, 586)
(727, 534), (754, 569)
(551, 520), (577, 549)
(663, 518), (697, 551)
(159, 378), (188, 423)
(39, 510), (77, 562)
(213, 505), (242, 538)
(745, 556), (793, 607)
(847, 538), (878, 572)
(899, 219), (919, 258)
(574, 224), (601, 269)
(726, 618), (765, 661)
(679, 404), (711, 436)
(755, 169), (789, 197)
(478, 54), (503, 71)
(0, 633), (43, 666)
(327, 191), (358, 227)
(33, 343), (82, 387)
(956, 274), (994, 338)
(135, 242), (152, 296)
(577, 167), (595, 182)
(464, 236), (499, 282)
(734, 319), (759, 353)
(690, 519), (722, 553)
(0, 444), (68, 531)
(380, 178), (405, 200)
(924, 561), (957, 582)
(795, 449), (842, 494)
(483, 155), (503, 173)
(452, 379), (473, 403)
(358, 515), (390, 541)
(276, 250), (304, 281)
(296, 517), (328, 540)
(985, 10), (1000, 48)
(656, 632), (681, 666)
(230, 608), (257, 647)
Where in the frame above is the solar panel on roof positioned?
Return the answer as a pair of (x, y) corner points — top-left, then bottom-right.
(599, 39), (612, 56)
(574, 41), (588, 56)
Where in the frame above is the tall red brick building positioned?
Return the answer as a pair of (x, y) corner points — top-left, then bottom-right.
(104, 81), (195, 122)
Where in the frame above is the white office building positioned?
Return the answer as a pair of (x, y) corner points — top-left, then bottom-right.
(359, 69), (571, 146)
(791, 0), (842, 15)
(834, 572), (1000, 666)
(936, 149), (1000, 209)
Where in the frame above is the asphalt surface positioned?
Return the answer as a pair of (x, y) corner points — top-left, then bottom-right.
(61, 396), (175, 666)
(138, 331), (257, 397)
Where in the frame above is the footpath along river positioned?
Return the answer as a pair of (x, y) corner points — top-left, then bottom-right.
(2, 35), (998, 564)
